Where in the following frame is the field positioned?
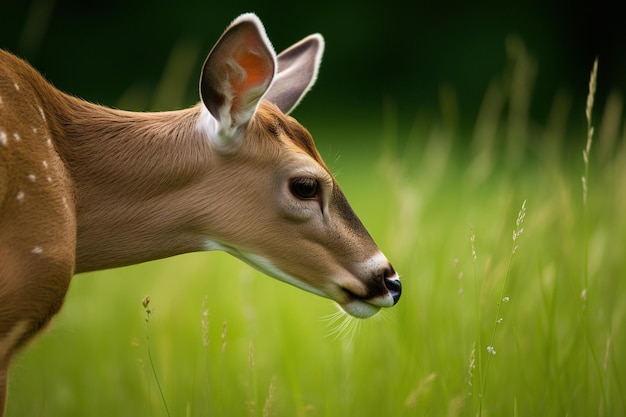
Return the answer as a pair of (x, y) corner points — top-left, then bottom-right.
(6, 58), (626, 416)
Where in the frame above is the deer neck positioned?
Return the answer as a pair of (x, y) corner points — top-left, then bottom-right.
(52, 96), (215, 273)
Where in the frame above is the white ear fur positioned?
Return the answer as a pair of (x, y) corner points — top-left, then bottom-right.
(199, 13), (277, 146)
(264, 34), (325, 114)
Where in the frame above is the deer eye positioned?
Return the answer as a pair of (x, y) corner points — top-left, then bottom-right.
(289, 177), (320, 200)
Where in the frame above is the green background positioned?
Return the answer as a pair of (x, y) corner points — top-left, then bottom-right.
(2, 0), (624, 134)
(2, 1), (626, 416)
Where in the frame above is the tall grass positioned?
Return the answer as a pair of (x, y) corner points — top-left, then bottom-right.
(473, 199), (526, 416)
(5, 38), (626, 417)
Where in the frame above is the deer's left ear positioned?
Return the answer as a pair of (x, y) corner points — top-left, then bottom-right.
(200, 13), (276, 142)
(265, 34), (324, 115)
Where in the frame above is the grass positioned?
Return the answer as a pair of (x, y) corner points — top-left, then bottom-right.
(6, 49), (626, 417)
(142, 296), (171, 417)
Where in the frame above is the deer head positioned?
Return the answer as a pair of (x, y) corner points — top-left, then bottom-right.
(192, 14), (401, 318)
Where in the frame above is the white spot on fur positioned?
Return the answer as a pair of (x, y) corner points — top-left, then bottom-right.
(46, 138), (52, 147)
(0, 320), (30, 359)
(0, 131), (6, 147)
(28, 174), (36, 182)
(47, 176), (52, 182)
(16, 191), (25, 202)
(14, 82), (20, 91)
(38, 106), (46, 121)
(42, 160), (48, 169)
(12, 132), (21, 141)
(32, 127), (38, 134)
(360, 252), (392, 270)
(32, 246), (43, 255)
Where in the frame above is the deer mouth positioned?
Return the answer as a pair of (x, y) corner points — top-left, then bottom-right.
(336, 288), (388, 319)
(338, 298), (381, 318)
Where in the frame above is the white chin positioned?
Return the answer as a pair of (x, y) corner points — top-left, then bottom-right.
(338, 300), (381, 319)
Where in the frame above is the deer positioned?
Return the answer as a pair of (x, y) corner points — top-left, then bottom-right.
(0, 13), (401, 413)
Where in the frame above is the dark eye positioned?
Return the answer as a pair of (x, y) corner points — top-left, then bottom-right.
(289, 177), (319, 200)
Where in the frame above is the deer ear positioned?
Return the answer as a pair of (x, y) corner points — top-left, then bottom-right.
(200, 13), (276, 141)
(264, 34), (324, 115)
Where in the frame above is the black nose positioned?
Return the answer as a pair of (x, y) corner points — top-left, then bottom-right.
(383, 267), (401, 305)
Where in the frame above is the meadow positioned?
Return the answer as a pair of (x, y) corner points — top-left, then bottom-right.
(6, 53), (626, 417)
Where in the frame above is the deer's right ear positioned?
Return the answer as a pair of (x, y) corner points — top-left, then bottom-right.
(264, 34), (324, 115)
(200, 14), (276, 145)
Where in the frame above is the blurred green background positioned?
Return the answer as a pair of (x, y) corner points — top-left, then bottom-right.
(1, 0), (624, 138)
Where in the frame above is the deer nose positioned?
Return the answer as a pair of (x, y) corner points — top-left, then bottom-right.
(383, 266), (401, 305)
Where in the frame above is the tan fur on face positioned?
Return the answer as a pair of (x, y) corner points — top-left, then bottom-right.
(206, 102), (383, 300)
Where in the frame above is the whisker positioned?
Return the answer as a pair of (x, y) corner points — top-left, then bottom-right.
(321, 309), (358, 341)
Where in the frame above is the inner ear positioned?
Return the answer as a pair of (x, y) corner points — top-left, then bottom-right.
(200, 14), (276, 135)
(264, 34), (324, 115)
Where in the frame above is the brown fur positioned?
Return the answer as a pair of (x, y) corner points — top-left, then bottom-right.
(1, 50), (77, 413)
(0, 48), (391, 414)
